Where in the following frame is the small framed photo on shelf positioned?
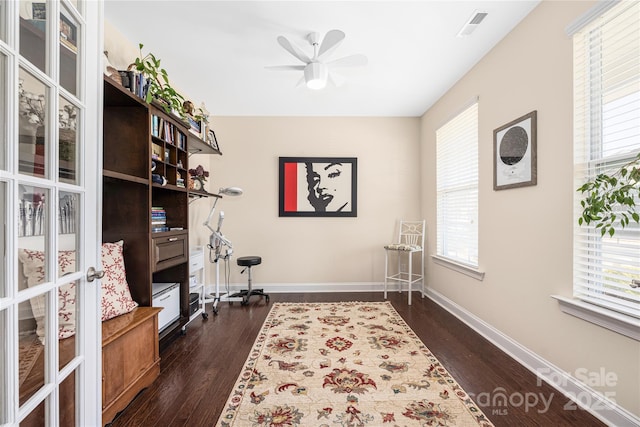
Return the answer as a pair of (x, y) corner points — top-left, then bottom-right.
(207, 129), (219, 151)
(60, 13), (77, 53)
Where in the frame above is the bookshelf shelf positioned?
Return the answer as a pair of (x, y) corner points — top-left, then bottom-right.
(103, 169), (149, 185)
(188, 134), (221, 156)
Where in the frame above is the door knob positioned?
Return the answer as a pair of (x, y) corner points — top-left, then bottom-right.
(86, 267), (105, 282)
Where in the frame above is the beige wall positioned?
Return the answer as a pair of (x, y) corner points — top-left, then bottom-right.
(420, 0), (639, 417)
(107, 0), (639, 418)
(189, 117), (421, 289)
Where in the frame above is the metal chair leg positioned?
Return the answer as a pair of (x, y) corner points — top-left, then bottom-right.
(384, 250), (388, 299)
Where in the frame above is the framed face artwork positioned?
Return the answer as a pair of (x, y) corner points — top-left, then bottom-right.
(279, 157), (357, 217)
(493, 110), (537, 190)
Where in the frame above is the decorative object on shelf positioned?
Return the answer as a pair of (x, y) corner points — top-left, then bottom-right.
(279, 157), (357, 217)
(182, 100), (194, 116)
(191, 177), (203, 191)
(176, 171), (185, 188)
(103, 51), (122, 84)
(493, 110), (537, 190)
(577, 151), (640, 237)
(189, 164), (209, 191)
(152, 173), (167, 186)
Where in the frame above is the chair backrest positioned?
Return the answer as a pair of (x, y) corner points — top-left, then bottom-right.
(398, 220), (425, 249)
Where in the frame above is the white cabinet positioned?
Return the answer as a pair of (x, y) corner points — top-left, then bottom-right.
(184, 247), (208, 331)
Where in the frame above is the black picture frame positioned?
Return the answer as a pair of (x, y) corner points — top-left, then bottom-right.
(279, 157), (357, 217)
(207, 129), (219, 151)
(493, 110), (537, 190)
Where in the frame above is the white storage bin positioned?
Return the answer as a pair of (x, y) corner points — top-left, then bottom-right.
(152, 282), (180, 332)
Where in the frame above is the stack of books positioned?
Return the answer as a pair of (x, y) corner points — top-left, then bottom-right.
(151, 207), (168, 233)
(118, 71), (151, 100)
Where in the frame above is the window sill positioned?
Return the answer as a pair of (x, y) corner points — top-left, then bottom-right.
(552, 295), (639, 341)
(431, 255), (485, 281)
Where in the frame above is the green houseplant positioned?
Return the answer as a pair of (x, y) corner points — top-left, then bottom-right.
(577, 151), (640, 236)
(132, 43), (186, 118)
(131, 44), (209, 128)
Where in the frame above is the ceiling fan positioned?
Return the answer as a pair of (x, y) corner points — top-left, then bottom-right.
(267, 29), (367, 90)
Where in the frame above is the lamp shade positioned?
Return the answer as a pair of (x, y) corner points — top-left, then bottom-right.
(304, 62), (328, 90)
(219, 187), (243, 196)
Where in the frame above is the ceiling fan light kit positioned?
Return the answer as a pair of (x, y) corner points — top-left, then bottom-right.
(304, 62), (328, 90)
(269, 29), (367, 90)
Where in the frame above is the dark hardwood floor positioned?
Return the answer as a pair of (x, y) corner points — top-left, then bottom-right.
(108, 292), (605, 427)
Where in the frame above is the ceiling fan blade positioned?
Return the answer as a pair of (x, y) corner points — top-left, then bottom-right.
(318, 29), (345, 59)
(277, 35), (311, 64)
(327, 54), (368, 68)
(328, 71), (346, 87)
(265, 65), (306, 71)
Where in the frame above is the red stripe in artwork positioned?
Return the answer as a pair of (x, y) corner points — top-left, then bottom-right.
(284, 162), (298, 211)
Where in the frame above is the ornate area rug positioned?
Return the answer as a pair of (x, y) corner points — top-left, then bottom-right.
(217, 302), (494, 426)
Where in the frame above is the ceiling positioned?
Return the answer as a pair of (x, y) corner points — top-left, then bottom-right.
(104, 1), (540, 117)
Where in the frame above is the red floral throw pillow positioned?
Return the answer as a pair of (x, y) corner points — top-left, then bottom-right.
(100, 241), (138, 321)
(18, 249), (77, 340)
(18, 240), (138, 340)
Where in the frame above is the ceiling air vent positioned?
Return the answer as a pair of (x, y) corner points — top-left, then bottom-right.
(457, 11), (488, 37)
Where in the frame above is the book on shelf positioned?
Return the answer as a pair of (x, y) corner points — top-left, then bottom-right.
(118, 70), (150, 100)
(151, 207), (167, 225)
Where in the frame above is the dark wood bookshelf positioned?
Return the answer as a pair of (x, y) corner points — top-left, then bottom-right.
(103, 77), (190, 348)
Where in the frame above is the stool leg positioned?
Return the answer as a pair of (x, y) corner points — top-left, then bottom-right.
(243, 267), (252, 305)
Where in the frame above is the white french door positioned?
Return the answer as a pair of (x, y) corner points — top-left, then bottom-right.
(0, 0), (102, 425)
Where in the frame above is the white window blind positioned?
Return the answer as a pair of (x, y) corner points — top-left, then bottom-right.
(573, 1), (640, 319)
(436, 102), (479, 267)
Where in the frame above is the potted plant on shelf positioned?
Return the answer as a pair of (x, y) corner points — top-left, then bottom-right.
(131, 43), (187, 119)
(130, 44), (209, 132)
(577, 151), (640, 237)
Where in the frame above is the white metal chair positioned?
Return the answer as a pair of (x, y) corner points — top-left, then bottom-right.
(384, 220), (425, 305)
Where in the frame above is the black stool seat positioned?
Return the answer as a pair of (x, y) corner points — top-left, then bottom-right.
(237, 256), (262, 267)
(230, 256), (269, 306)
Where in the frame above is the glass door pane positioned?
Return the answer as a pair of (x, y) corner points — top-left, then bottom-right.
(59, 6), (78, 95)
(0, 310), (6, 424)
(0, 1), (6, 42)
(19, 0), (47, 75)
(58, 97), (78, 183)
(17, 185), (50, 408)
(0, 52), (5, 170)
(0, 181), (5, 298)
(18, 68), (48, 179)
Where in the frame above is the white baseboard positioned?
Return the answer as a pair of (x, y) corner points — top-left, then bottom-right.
(426, 288), (640, 427)
(205, 281), (388, 295)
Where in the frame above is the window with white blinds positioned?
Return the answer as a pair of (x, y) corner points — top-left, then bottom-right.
(573, 1), (640, 319)
(436, 101), (479, 267)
